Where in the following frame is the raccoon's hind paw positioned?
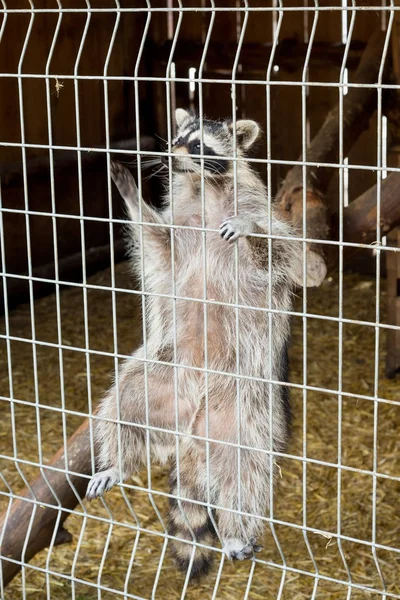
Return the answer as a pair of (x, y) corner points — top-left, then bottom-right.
(220, 217), (252, 243)
(86, 468), (120, 500)
(222, 537), (263, 561)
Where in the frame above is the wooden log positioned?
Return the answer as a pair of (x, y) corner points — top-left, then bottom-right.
(323, 172), (400, 283)
(0, 420), (92, 588)
(276, 29), (390, 287)
(340, 171), (400, 245)
(277, 186), (329, 287)
(326, 171), (400, 271)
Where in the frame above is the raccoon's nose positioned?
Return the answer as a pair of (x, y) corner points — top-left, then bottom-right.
(160, 155), (169, 165)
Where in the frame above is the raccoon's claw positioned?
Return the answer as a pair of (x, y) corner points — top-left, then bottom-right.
(219, 217), (251, 243)
(249, 537), (263, 553)
(222, 537), (263, 561)
(220, 218), (241, 242)
(86, 468), (120, 500)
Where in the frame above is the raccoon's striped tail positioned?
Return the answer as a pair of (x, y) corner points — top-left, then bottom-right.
(168, 470), (216, 579)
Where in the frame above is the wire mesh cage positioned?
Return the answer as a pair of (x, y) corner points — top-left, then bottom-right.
(1, 2), (400, 599)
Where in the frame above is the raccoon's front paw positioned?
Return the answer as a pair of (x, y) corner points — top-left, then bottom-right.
(220, 217), (253, 242)
(86, 468), (120, 500)
(222, 537), (263, 561)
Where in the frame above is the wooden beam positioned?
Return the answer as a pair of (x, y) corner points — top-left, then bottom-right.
(152, 38), (366, 75)
(1, 136), (156, 188)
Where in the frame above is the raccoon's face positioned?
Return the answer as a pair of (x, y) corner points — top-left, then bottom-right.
(162, 108), (260, 178)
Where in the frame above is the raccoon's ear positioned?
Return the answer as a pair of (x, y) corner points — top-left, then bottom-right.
(229, 119), (260, 150)
(175, 108), (191, 128)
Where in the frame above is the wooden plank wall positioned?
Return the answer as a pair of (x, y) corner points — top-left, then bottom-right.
(0, 1), (389, 300)
(0, 0), (149, 282)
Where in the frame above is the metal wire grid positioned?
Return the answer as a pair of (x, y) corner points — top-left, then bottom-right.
(0, 1), (399, 599)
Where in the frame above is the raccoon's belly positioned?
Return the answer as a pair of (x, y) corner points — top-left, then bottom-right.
(173, 297), (228, 367)
(153, 245), (269, 368)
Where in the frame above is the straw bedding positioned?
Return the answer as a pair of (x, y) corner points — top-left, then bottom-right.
(1, 263), (400, 599)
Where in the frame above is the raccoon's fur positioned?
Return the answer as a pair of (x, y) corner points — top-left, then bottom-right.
(86, 109), (305, 578)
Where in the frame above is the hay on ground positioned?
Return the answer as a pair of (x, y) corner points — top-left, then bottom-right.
(1, 264), (399, 599)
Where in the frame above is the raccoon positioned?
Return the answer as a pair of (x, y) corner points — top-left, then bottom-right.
(86, 109), (304, 577)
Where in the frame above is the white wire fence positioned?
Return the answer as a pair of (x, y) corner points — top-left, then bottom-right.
(0, 2), (400, 599)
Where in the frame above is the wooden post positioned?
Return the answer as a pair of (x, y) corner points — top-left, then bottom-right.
(385, 14), (400, 378)
(386, 229), (400, 377)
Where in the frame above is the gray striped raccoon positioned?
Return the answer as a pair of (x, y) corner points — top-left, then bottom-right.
(87, 109), (304, 578)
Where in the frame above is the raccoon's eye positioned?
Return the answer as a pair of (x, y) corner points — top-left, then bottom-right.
(192, 141), (201, 153)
